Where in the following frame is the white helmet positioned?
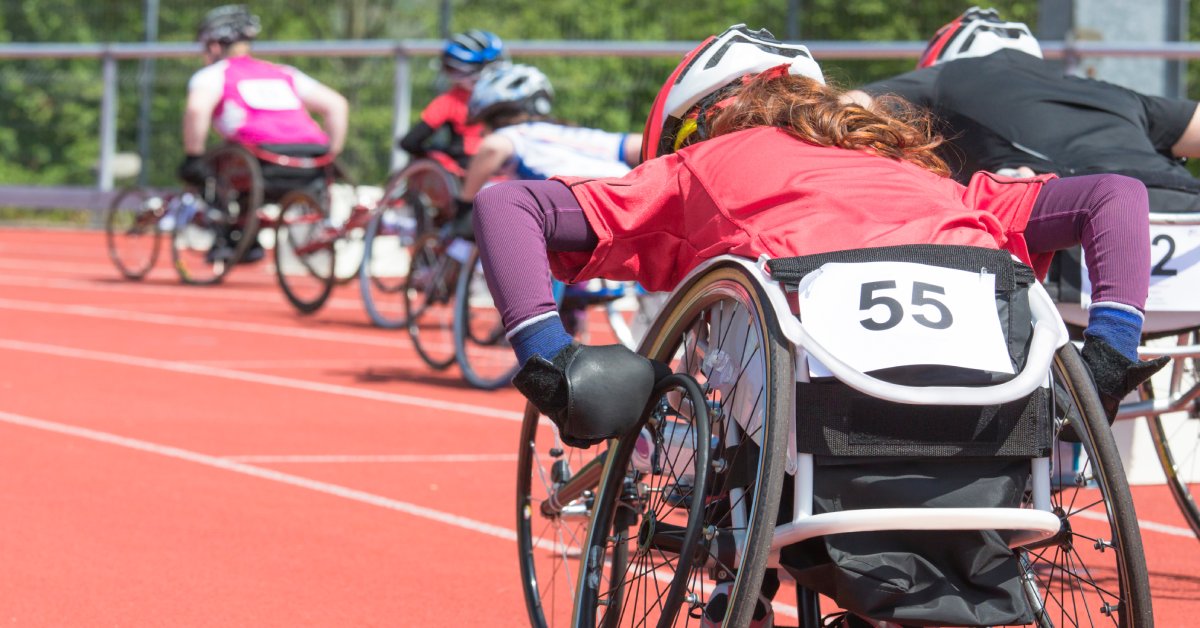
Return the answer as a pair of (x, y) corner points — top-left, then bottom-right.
(467, 63), (554, 124)
(918, 7), (1042, 68)
(642, 25), (824, 161)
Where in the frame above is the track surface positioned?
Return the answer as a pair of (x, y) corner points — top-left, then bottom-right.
(1, 228), (1197, 625)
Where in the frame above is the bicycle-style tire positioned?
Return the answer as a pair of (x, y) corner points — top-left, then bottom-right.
(1016, 344), (1154, 627)
(1149, 412), (1200, 539)
(105, 186), (162, 280)
(359, 208), (412, 329)
(1142, 330), (1200, 540)
(516, 402), (616, 628)
(454, 248), (518, 390)
(573, 262), (794, 628)
(172, 145), (263, 285)
(405, 233), (459, 371)
(274, 190), (336, 315)
(380, 158), (461, 238)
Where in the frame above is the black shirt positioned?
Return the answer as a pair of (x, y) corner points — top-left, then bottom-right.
(862, 50), (1199, 191)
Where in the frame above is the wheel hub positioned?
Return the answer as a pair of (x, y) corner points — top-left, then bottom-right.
(637, 509), (657, 554)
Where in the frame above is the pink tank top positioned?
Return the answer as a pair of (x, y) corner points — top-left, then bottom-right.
(213, 56), (329, 146)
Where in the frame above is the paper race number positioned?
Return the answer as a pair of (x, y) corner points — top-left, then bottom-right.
(236, 79), (302, 111)
(797, 261), (1014, 376)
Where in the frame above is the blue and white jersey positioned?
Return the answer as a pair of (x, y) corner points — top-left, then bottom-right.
(494, 121), (632, 180)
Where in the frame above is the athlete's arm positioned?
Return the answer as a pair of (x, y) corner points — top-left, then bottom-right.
(459, 133), (515, 201)
(1170, 104), (1200, 158)
(622, 133), (643, 167)
(299, 82), (349, 156)
(182, 86), (222, 156)
(398, 121), (437, 156)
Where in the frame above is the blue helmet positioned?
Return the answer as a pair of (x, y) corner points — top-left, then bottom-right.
(442, 30), (506, 77)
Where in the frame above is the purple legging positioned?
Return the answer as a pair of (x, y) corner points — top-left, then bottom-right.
(1026, 174), (1150, 312)
(474, 174), (1150, 334)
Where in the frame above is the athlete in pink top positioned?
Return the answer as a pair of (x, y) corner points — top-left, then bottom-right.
(178, 5), (348, 185)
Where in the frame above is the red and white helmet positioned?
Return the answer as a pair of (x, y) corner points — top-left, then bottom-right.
(918, 7), (1042, 69)
(642, 25), (824, 161)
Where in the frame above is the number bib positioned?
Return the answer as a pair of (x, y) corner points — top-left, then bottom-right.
(797, 261), (1014, 376)
(1079, 224), (1200, 311)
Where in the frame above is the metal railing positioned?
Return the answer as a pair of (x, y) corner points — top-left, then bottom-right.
(2, 37), (1199, 211)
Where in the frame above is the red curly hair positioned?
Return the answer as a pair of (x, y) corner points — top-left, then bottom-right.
(700, 74), (949, 177)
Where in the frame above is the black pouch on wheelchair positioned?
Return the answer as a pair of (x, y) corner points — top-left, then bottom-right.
(258, 143), (329, 203)
(767, 245), (1051, 626)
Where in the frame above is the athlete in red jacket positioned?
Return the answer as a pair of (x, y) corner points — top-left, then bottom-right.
(474, 25), (1164, 451)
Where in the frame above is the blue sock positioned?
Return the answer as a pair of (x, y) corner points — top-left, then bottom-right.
(1084, 305), (1143, 361)
(512, 314), (573, 366)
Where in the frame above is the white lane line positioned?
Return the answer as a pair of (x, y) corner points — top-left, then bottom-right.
(1074, 509), (1195, 538)
(0, 337), (523, 423)
(190, 358), (429, 369)
(0, 272), (369, 312)
(0, 409), (518, 542)
(0, 257), (126, 275)
(0, 297), (411, 349)
(223, 453), (518, 463)
(0, 407), (799, 620)
(0, 273), (282, 304)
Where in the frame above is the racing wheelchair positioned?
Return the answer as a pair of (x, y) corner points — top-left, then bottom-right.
(169, 143), (341, 289)
(517, 246), (1152, 627)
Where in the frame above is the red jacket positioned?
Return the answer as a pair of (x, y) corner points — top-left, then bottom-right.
(552, 126), (1052, 292)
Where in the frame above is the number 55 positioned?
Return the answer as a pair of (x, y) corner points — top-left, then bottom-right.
(859, 281), (953, 331)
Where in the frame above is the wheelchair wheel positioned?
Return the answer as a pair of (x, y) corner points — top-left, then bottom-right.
(359, 207), (415, 328)
(381, 158), (460, 237)
(516, 402), (613, 628)
(404, 233), (459, 370)
(1015, 344), (1154, 627)
(274, 190), (336, 315)
(454, 248), (518, 390)
(574, 263), (794, 627)
(105, 186), (162, 280)
(172, 146), (263, 285)
(1144, 331), (1200, 539)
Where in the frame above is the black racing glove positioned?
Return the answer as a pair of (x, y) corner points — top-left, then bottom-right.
(451, 198), (475, 240)
(177, 155), (212, 186)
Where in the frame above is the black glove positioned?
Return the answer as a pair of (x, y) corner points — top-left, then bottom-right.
(1060, 338), (1169, 442)
(513, 343), (673, 448)
(451, 198), (475, 240)
(177, 155), (213, 186)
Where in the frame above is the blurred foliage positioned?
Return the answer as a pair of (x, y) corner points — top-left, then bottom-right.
(2, 0), (1194, 190)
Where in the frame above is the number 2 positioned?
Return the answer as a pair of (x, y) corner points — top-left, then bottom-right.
(1152, 234), (1178, 277)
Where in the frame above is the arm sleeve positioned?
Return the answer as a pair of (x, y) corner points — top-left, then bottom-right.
(1137, 92), (1200, 152)
(282, 65), (322, 99)
(419, 93), (453, 128)
(186, 64), (224, 97)
(398, 120), (436, 156)
(860, 67), (941, 109)
(550, 153), (710, 292)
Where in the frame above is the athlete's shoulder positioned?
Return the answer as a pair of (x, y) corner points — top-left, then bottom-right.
(187, 60), (228, 92)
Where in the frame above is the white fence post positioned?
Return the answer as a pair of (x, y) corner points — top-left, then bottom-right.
(98, 51), (117, 192)
(390, 47), (412, 174)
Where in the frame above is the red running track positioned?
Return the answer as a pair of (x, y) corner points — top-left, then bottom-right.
(0, 228), (1197, 625)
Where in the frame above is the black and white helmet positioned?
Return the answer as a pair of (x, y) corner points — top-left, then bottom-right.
(197, 5), (261, 46)
(467, 63), (554, 124)
(918, 7), (1042, 68)
(643, 25), (824, 161)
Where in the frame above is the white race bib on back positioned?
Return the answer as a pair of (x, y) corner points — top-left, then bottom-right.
(797, 261), (1014, 376)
